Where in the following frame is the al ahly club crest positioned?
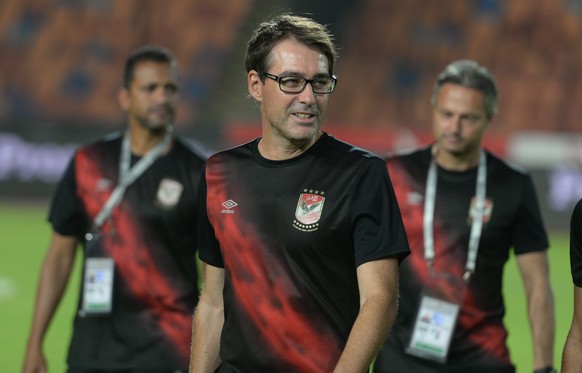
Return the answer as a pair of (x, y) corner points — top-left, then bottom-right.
(155, 178), (184, 208)
(293, 189), (325, 232)
(467, 196), (493, 225)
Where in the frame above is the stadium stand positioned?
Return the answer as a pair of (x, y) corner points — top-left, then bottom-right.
(1, 0), (582, 139)
(0, 0), (254, 130)
(328, 0), (582, 136)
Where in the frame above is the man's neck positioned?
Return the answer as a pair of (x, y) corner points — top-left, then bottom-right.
(258, 131), (322, 161)
(128, 125), (170, 156)
(434, 146), (481, 172)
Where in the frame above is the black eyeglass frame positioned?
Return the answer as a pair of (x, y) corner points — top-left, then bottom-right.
(261, 72), (337, 94)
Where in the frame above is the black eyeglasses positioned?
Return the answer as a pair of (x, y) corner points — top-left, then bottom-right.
(261, 72), (337, 94)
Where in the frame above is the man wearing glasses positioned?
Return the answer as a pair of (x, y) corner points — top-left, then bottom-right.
(189, 13), (410, 373)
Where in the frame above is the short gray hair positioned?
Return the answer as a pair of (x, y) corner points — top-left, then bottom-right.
(431, 60), (498, 119)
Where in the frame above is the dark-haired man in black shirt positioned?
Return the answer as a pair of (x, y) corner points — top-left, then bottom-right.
(189, 13), (410, 373)
(23, 45), (207, 373)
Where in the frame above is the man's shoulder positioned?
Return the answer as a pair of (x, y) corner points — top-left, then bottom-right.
(75, 131), (122, 156)
(323, 133), (381, 161)
(386, 146), (430, 166)
(207, 139), (256, 163)
(174, 136), (211, 162)
(486, 150), (529, 178)
(390, 146), (428, 158)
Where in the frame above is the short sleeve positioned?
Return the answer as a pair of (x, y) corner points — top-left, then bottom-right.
(350, 157), (410, 266)
(197, 165), (224, 267)
(570, 199), (582, 287)
(48, 154), (88, 237)
(512, 175), (549, 255)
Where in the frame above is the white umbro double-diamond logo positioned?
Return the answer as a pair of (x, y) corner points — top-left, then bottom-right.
(221, 199), (238, 214)
(222, 200), (238, 209)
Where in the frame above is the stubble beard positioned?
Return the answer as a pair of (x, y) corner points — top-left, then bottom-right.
(278, 118), (322, 149)
(138, 111), (174, 134)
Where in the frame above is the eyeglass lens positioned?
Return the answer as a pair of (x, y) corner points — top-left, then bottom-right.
(279, 76), (334, 93)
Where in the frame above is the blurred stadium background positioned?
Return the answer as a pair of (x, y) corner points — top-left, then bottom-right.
(1, 0), (581, 371)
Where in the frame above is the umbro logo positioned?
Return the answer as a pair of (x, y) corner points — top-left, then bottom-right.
(221, 199), (238, 214)
(407, 191), (423, 205)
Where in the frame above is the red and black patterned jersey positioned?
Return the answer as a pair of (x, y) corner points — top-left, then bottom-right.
(374, 146), (549, 373)
(570, 199), (582, 287)
(198, 132), (410, 372)
(49, 131), (207, 370)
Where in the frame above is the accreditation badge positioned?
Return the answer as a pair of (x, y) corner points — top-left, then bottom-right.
(406, 295), (459, 362)
(80, 231), (114, 316)
(406, 269), (467, 363)
(81, 257), (114, 315)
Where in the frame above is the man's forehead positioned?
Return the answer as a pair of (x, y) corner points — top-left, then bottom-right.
(131, 62), (178, 84)
(267, 38), (329, 73)
(437, 84), (486, 107)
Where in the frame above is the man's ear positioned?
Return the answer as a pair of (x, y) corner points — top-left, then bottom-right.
(248, 70), (263, 103)
(117, 87), (129, 111)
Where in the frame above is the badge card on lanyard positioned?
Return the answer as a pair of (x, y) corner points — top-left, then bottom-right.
(406, 295), (460, 362)
(81, 257), (115, 315)
(80, 230), (115, 316)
